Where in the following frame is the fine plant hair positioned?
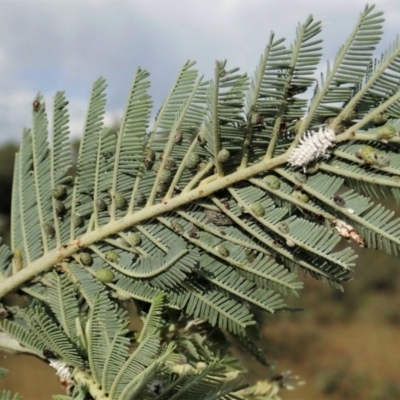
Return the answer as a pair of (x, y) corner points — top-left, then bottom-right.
(1, 3), (400, 399)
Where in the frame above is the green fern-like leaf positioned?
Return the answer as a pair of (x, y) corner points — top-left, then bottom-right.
(2, 7), (400, 331)
(1, 6), (400, 398)
(0, 391), (24, 400)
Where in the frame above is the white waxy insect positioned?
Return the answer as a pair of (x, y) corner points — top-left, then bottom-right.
(288, 128), (336, 172)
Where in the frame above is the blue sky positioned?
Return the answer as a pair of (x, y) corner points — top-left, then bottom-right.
(0, 0), (399, 145)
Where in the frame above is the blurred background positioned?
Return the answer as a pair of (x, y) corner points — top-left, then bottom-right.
(1, 1), (400, 399)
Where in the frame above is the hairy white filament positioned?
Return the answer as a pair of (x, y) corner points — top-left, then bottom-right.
(288, 128), (336, 171)
(49, 360), (73, 382)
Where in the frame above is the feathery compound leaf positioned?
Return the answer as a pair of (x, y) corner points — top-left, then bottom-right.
(75, 268), (127, 336)
(100, 328), (131, 393)
(138, 292), (165, 341)
(243, 32), (290, 167)
(110, 68), (152, 219)
(264, 15), (322, 159)
(330, 136), (400, 203)
(245, 33), (289, 115)
(30, 306), (84, 368)
(50, 91), (73, 245)
(201, 260), (287, 313)
(204, 61), (249, 175)
(0, 391), (24, 400)
(108, 334), (161, 399)
(312, 4), (384, 123)
(12, 130), (41, 263)
(31, 95), (54, 252)
(0, 239), (11, 279)
(0, 315), (46, 357)
(183, 283), (256, 336)
(152, 60), (200, 135)
(290, 168), (400, 256)
(85, 294), (129, 385)
(118, 343), (176, 399)
(158, 361), (244, 400)
(3, 7), (400, 398)
(354, 37), (400, 121)
(46, 272), (79, 341)
(70, 77), (107, 237)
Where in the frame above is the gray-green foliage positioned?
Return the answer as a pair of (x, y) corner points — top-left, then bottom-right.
(1, 4), (400, 399)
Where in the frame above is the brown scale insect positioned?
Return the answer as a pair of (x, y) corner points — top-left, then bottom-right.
(279, 121), (287, 135)
(204, 209), (232, 226)
(174, 131), (183, 143)
(287, 85), (296, 98)
(333, 195), (346, 207)
(188, 231), (199, 239)
(222, 201), (230, 210)
(287, 84), (307, 98)
(314, 213), (325, 222)
(197, 132), (206, 146)
(33, 100), (41, 112)
(144, 148), (155, 170)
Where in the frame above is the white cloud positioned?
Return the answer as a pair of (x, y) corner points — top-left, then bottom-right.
(0, 0), (399, 144)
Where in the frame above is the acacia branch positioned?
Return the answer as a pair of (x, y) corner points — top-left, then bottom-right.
(0, 154), (287, 298)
